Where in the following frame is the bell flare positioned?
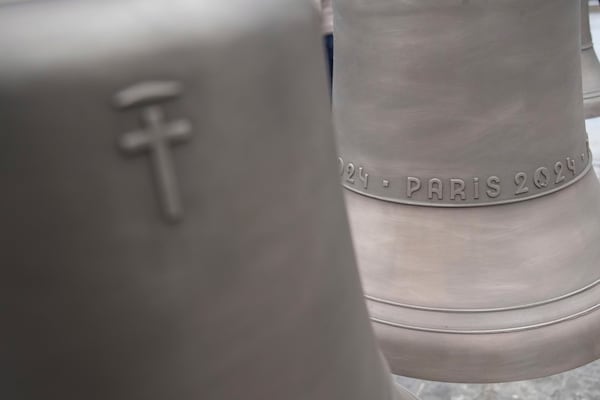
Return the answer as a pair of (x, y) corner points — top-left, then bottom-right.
(345, 170), (600, 382)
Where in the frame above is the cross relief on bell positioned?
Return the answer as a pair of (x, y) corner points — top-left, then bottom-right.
(114, 81), (192, 223)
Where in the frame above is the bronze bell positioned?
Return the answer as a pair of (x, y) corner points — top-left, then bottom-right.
(581, 0), (600, 118)
(1, 1), (417, 399)
(334, 0), (600, 383)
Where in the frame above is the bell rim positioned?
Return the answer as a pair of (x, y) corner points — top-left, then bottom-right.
(376, 307), (600, 382)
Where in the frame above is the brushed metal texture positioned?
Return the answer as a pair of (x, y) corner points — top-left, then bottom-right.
(0, 1), (417, 399)
(334, 0), (600, 383)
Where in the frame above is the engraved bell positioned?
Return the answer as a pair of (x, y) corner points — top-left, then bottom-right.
(334, 0), (600, 383)
(581, 0), (600, 118)
(1, 1), (417, 399)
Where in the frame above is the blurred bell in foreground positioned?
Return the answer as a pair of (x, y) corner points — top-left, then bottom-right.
(1, 1), (417, 399)
(334, 0), (600, 383)
(582, 0), (600, 118)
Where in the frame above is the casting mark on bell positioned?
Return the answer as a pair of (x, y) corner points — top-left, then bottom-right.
(114, 81), (192, 223)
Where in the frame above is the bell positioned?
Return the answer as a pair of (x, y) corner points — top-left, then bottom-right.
(581, 0), (600, 118)
(1, 1), (417, 399)
(334, 0), (600, 383)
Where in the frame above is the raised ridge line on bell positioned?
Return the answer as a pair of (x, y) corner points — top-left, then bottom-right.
(365, 275), (600, 313)
(370, 303), (600, 335)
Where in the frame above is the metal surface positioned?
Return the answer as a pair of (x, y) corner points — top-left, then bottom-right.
(334, 0), (600, 383)
(0, 1), (417, 399)
(582, 0), (600, 118)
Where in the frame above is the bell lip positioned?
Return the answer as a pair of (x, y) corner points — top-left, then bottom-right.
(347, 169), (600, 382)
(376, 308), (600, 383)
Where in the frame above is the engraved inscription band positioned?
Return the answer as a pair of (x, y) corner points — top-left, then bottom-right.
(339, 142), (593, 207)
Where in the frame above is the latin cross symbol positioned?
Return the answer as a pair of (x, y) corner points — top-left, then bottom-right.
(114, 81), (192, 223)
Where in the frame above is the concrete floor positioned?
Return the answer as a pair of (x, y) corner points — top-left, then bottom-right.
(395, 360), (600, 400)
(392, 4), (600, 399)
